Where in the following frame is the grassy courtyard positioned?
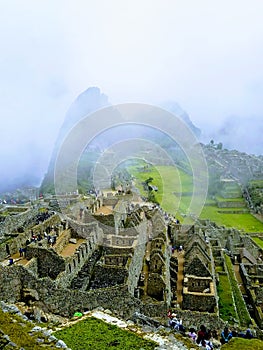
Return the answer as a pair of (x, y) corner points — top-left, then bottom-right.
(129, 164), (263, 232)
(200, 201), (263, 232)
(54, 317), (156, 350)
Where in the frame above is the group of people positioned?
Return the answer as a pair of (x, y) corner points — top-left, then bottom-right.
(167, 311), (214, 349)
(188, 325), (214, 349)
(28, 228), (58, 247)
(220, 326), (254, 344)
(167, 311), (255, 349)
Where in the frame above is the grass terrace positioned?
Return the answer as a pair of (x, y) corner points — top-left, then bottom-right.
(0, 308), (52, 349)
(221, 337), (263, 350)
(129, 164), (193, 221)
(217, 273), (238, 322)
(225, 255), (251, 327)
(54, 317), (156, 350)
(200, 199), (263, 232)
(252, 237), (263, 249)
(129, 163), (263, 231)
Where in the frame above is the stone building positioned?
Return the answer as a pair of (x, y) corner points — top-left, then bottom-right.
(182, 232), (217, 313)
(0, 192), (261, 330)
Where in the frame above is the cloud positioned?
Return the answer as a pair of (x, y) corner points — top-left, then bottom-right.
(0, 0), (263, 191)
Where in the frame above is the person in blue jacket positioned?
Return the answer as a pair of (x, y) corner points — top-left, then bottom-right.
(220, 326), (232, 344)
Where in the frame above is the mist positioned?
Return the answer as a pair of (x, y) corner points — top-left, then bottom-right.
(1, 1), (263, 193)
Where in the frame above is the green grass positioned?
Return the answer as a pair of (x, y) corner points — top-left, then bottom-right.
(54, 317), (156, 350)
(253, 237), (263, 249)
(200, 202), (263, 232)
(129, 164), (193, 220)
(225, 255), (251, 327)
(128, 162), (263, 231)
(217, 274), (238, 322)
(216, 196), (245, 202)
(221, 337), (263, 350)
(0, 308), (52, 349)
(249, 180), (263, 187)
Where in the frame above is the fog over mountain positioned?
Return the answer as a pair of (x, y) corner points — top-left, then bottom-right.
(1, 1), (263, 193)
(201, 115), (263, 156)
(2, 85), (263, 194)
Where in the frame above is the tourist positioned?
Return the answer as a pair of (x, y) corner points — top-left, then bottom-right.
(220, 326), (232, 344)
(50, 236), (54, 246)
(169, 314), (184, 332)
(8, 258), (14, 265)
(244, 329), (253, 339)
(200, 339), (213, 350)
(188, 328), (197, 342)
(19, 247), (23, 257)
(167, 309), (172, 319)
(197, 325), (207, 345)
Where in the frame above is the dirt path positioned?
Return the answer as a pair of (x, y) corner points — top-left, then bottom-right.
(8, 252), (29, 266)
(59, 239), (86, 258)
(94, 206), (113, 215)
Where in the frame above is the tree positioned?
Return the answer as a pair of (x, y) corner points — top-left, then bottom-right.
(217, 142), (223, 150)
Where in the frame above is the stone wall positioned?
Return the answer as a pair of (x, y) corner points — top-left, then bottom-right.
(185, 275), (212, 293)
(68, 219), (103, 243)
(0, 265), (23, 303)
(141, 301), (168, 318)
(217, 201), (246, 208)
(104, 255), (128, 266)
(0, 213), (61, 260)
(175, 310), (225, 331)
(56, 240), (98, 288)
(147, 273), (165, 301)
(182, 291), (217, 313)
(111, 235), (135, 247)
(0, 264), (142, 319)
(102, 198), (119, 207)
(26, 257), (38, 276)
(126, 221), (147, 296)
(26, 246), (66, 280)
(90, 264), (128, 288)
(0, 207), (38, 238)
(54, 229), (71, 254)
(242, 235), (261, 259)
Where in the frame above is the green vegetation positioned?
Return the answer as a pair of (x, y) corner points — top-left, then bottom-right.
(215, 196), (245, 203)
(54, 317), (156, 350)
(247, 180), (263, 209)
(129, 163), (193, 221)
(200, 200), (263, 232)
(253, 237), (263, 249)
(129, 162), (263, 231)
(225, 255), (251, 327)
(221, 337), (263, 350)
(217, 273), (238, 321)
(0, 308), (51, 349)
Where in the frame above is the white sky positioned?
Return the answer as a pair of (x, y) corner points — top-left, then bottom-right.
(0, 0), (263, 188)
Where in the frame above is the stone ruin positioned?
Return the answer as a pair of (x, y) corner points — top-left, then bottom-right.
(0, 192), (262, 333)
